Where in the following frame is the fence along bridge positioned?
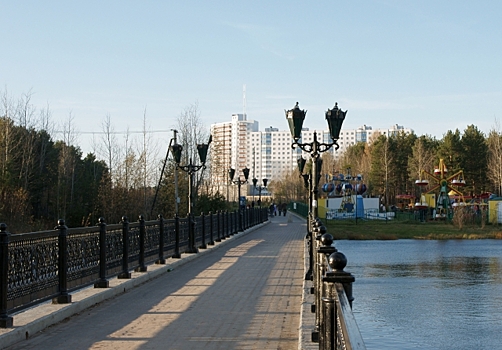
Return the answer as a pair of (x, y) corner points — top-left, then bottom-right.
(0, 207), (365, 349)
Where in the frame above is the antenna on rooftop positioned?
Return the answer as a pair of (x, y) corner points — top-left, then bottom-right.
(243, 84), (246, 120)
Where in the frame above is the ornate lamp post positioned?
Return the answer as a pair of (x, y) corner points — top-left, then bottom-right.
(287, 102), (347, 219)
(229, 167), (250, 232)
(286, 102), (347, 278)
(171, 135), (212, 253)
(252, 177), (268, 207)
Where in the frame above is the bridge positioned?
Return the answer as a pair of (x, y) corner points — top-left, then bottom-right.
(0, 209), (365, 349)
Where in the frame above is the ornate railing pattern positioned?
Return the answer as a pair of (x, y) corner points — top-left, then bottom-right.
(0, 208), (268, 328)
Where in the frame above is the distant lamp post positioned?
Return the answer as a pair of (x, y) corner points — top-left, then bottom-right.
(171, 135), (212, 253)
(252, 178), (268, 207)
(286, 102), (347, 278)
(229, 167), (250, 231)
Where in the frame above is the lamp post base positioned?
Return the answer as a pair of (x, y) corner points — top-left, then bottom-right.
(0, 316), (13, 328)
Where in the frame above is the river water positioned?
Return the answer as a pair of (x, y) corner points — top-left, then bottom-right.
(334, 239), (502, 350)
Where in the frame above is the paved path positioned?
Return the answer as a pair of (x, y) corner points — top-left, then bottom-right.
(4, 214), (307, 350)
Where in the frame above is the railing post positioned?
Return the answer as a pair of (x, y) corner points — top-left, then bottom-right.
(215, 211), (221, 242)
(118, 216), (131, 279)
(156, 214), (166, 264)
(321, 251), (359, 349)
(246, 207), (250, 229)
(221, 211), (226, 238)
(314, 232), (336, 343)
(173, 214), (181, 258)
(221, 210), (230, 238)
(232, 210), (239, 235)
(241, 208), (245, 231)
(244, 208), (248, 230)
(237, 209), (240, 232)
(188, 212), (198, 253)
(200, 212), (207, 249)
(219, 211), (225, 240)
(94, 217), (109, 288)
(135, 215), (147, 272)
(221, 210), (226, 238)
(53, 219), (72, 304)
(320, 297), (336, 350)
(229, 211), (233, 234)
(208, 211), (215, 245)
(326, 251), (355, 308)
(306, 218), (321, 282)
(0, 223), (13, 328)
(226, 210), (231, 236)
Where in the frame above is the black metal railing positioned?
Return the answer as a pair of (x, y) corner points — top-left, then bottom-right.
(308, 217), (366, 350)
(0, 207), (268, 327)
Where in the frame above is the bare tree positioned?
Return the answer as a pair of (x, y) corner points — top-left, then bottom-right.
(15, 91), (38, 189)
(137, 107), (161, 216)
(408, 136), (436, 182)
(100, 114), (120, 182)
(176, 102), (210, 162)
(0, 88), (15, 180)
(175, 102), (211, 214)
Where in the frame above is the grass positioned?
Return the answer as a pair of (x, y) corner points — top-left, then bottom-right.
(323, 219), (502, 240)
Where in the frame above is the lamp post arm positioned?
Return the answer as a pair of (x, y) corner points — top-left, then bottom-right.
(177, 163), (206, 175)
(291, 138), (340, 156)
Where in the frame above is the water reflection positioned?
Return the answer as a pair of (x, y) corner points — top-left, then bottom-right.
(335, 240), (502, 350)
(367, 256), (501, 286)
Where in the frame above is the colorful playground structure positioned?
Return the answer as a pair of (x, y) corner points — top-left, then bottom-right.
(415, 158), (467, 219)
(317, 160), (502, 223)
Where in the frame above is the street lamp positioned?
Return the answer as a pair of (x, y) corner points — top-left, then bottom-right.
(229, 167), (250, 231)
(287, 101), (347, 341)
(252, 178), (268, 207)
(286, 101), (347, 277)
(171, 135), (212, 253)
(287, 101), (347, 219)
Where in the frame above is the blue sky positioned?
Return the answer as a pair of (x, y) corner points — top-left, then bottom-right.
(2, 1), (502, 155)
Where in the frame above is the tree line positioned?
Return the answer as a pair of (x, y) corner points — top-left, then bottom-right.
(0, 92), (227, 233)
(271, 123), (502, 209)
(3, 89), (501, 230)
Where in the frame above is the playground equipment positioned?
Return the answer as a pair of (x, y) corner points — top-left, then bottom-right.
(395, 194), (414, 211)
(415, 158), (466, 219)
(322, 170), (366, 213)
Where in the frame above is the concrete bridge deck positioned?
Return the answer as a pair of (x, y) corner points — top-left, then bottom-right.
(1, 214), (309, 350)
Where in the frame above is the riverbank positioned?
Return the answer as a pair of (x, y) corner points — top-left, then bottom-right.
(325, 219), (502, 240)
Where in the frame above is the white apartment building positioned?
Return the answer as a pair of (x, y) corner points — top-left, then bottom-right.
(210, 114), (258, 199)
(210, 115), (413, 197)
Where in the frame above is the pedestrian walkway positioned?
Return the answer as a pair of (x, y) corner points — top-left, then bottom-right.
(1, 213), (308, 350)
